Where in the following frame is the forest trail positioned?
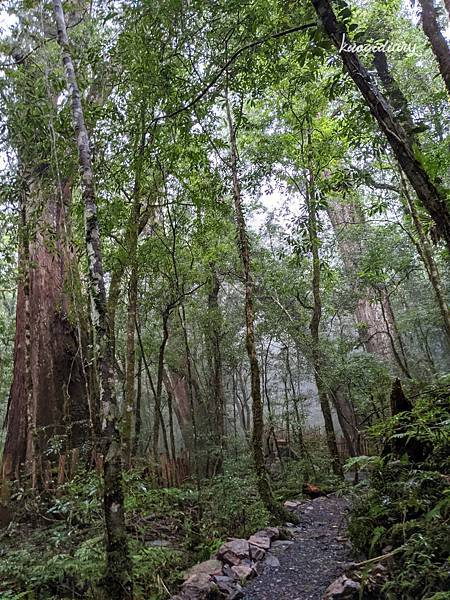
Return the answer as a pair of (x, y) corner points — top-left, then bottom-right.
(244, 496), (352, 600)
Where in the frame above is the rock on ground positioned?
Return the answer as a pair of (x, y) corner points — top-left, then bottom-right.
(244, 495), (351, 600)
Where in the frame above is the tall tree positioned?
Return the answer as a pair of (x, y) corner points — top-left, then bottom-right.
(417, 0), (450, 95)
(52, 1), (131, 596)
(225, 90), (286, 519)
(310, 0), (450, 251)
(1, 17), (89, 484)
(304, 132), (342, 477)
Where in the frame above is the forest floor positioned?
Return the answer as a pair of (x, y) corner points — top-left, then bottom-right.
(244, 495), (353, 600)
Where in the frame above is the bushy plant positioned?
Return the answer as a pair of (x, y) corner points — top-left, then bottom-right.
(348, 379), (450, 599)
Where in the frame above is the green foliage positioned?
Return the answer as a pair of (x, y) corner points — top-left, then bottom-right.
(349, 380), (450, 599)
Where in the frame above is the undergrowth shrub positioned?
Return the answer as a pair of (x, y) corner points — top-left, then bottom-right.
(349, 378), (450, 599)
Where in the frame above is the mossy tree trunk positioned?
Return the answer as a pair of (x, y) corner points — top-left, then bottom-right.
(52, 1), (131, 596)
(225, 89), (287, 520)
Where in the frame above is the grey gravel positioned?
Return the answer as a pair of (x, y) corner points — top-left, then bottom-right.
(243, 495), (351, 600)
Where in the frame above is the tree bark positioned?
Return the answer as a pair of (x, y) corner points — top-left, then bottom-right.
(123, 261), (138, 468)
(52, 2), (131, 596)
(305, 158), (343, 477)
(327, 198), (396, 362)
(123, 102), (146, 468)
(225, 90), (286, 519)
(153, 309), (171, 459)
(206, 266), (225, 472)
(311, 0), (450, 251)
(417, 0), (450, 95)
(2, 176), (89, 484)
(133, 355), (142, 456)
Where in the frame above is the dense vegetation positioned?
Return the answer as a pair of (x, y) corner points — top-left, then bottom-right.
(349, 378), (450, 599)
(0, 0), (449, 598)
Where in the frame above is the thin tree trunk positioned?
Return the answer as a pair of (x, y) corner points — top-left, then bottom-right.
(123, 100), (146, 466)
(311, 0), (450, 251)
(206, 266), (225, 472)
(225, 89), (286, 520)
(135, 319), (170, 457)
(52, 2), (131, 596)
(285, 346), (305, 453)
(167, 389), (177, 461)
(153, 309), (170, 459)
(305, 154), (342, 477)
(417, 0), (450, 95)
(124, 264), (138, 468)
(133, 355), (142, 456)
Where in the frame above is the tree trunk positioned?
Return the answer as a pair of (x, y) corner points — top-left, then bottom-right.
(206, 266), (225, 472)
(52, 2), (131, 596)
(2, 176), (89, 484)
(123, 99), (146, 467)
(327, 198), (396, 362)
(417, 0), (450, 95)
(153, 310), (170, 459)
(167, 389), (177, 461)
(311, 0), (450, 251)
(123, 261), (138, 468)
(133, 355), (142, 456)
(225, 90), (286, 520)
(372, 51), (416, 139)
(305, 160), (343, 477)
(163, 368), (194, 452)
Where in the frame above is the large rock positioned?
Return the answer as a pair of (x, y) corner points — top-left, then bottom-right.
(213, 574), (236, 595)
(249, 544), (266, 561)
(217, 539), (250, 565)
(231, 563), (255, 582)
(253, 527), (280, 541)
(322, 575), (361, 599)
(184, 559), (223, 580)
(248, 534), (271, 550)
(181, 572), (214, 599)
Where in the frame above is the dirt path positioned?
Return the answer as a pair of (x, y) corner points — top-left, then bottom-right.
(243, 495), (352, 600)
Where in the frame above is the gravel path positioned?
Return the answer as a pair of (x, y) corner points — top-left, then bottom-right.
(243, 495), (352, 600)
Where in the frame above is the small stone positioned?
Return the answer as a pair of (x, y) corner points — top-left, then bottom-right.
(213, 575), (236, 595)
(229, 587), (244, 600)
(248, 534), (271, 550)
(323, 575), (361, 599)
(231, 564), (254, 581)
(217, 539), (250, 565)
(263, 553), (280, 568)
(284, 500), (302, 510)
(253, 526), (280, 541)
(271, 540), (294, 550)
(249, 544), (266, 561)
